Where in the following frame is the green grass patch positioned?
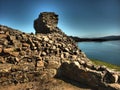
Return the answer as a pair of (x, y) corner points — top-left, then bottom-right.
(90, 59), (120, 71)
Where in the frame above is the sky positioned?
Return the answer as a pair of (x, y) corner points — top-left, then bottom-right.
(0, 0), (120, 37)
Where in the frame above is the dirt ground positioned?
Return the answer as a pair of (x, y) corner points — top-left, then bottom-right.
(0, 78), (92, 90)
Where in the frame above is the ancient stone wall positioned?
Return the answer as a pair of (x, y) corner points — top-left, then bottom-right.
(34, 12), (58, 34)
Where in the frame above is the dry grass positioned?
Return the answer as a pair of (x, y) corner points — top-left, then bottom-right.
(91, 59), (120, 71)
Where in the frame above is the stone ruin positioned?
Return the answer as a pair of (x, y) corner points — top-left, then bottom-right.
(0, 12), (120, 90)
(34, 12), (58, 34)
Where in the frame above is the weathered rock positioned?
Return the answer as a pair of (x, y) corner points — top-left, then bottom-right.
(97, 65), (107, 71)
(44, 56), (60, 69)
(3, 47), (14, 53)
(113, 74), (119, 83)
(37, 61), (44, 68)
(103, 71), (119, 83)
(0, 64), (12, 73)
(22, 43), (30, 47)
(60, 61), (120, 89)
(60, 61), (104, 88)
(108, 84), (120, 90)
(0, 57), (5, 63)
(0, 47), (2, 53)
(0, 34), (7, 38)
(41, 51), (47, 56)
(43, 36), (49, 42)
(34, 12), (58, 34)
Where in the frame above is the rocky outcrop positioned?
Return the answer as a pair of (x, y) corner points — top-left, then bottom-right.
(34, 12), (59, 34)
(0, 12), (120, 89)
(61, 61), (120, 90)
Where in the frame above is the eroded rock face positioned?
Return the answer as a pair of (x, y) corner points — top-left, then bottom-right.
(0, 12), (120, 89)
(60, 61), (120, 89)
(34, 12), (58, 34)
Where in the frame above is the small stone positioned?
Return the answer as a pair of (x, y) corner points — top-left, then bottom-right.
(15, 57), (20, 63)
(118, 75), (120, 83)
(46, 69), (57, 78)
(3, 47), (14, 53)
(64, 52), (69, 58)
(49, 40), (53, 44)
(20, 51), (26, 56)
(3, 40), (8, 45)
(0, 47), (2, 53)
(37, 61), (44, 67)
(97, 65), (107, 71)
(11, 52), (19, 57)
(28, 38), (35, 47)
(9, 36), (16, 41)
(5, 31), (9, 35)
(22, 47), (28, 50)
(43, 36), (49, 42)
(73, 61), (80, 68)
(22, 43), (30, 47)
(36, 56), (42, 61)
(79, 60), (85, 65)
(113, 74), (119, 83)
(0, 30), (5, 34)
(72, 55), (77, 60)
(64, 48), (69, 52)
(0, 57), (5, 63)
(52, 45), (56, 50)
(73, 50), (79, 55)
(0, 64), (12, 72)
(108, 84), (120, 90)
(41, 52), (46, 56)
(62, 43), (66, 48)
(0, 34), (7, 38)
(86, 63), (94, 69)
(36, 61), (44, 71)
(7, 57), (16, 64)
(81, 52), (86, 58)
(61, 53), (64, 59)
(46, 60), (60, 69)
(32, 46), (37, 50)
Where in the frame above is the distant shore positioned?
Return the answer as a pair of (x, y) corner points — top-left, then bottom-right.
(70, 35), (120, 42)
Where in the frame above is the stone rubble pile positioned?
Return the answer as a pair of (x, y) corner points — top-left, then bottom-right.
(0, 24), (89, 85)
(0, 12), (120, 90)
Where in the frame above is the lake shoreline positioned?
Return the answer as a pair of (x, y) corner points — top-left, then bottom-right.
(78, 40), (120, 66)
(70, 35), (120, 42)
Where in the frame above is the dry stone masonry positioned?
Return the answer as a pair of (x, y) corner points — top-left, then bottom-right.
(0, 12), (120, 90)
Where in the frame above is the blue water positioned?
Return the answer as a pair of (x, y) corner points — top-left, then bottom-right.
(78, 40), (120, 65)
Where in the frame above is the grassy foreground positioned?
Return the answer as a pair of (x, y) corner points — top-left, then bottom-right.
(91, 59), (120, 71)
